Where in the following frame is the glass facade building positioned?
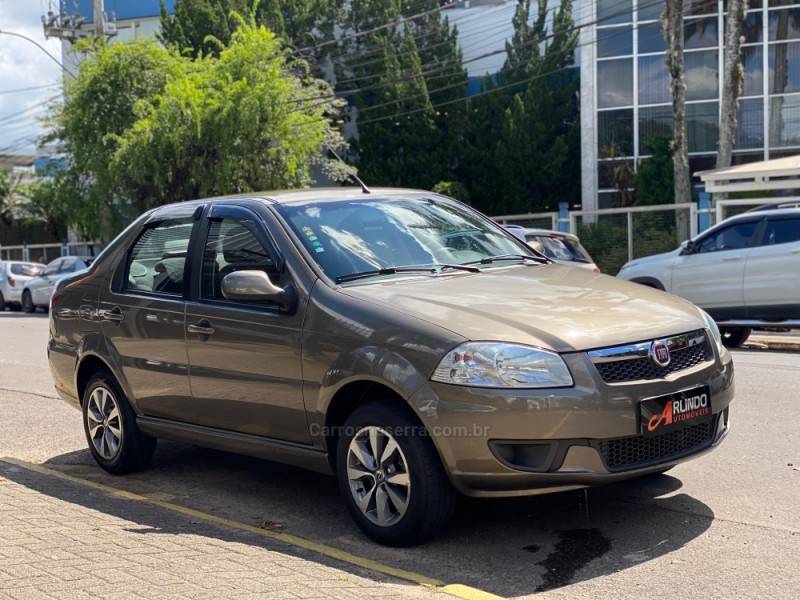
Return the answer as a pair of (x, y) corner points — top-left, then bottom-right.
(581, 0), (800, 209)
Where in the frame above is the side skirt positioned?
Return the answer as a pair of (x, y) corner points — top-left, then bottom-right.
(137, 416), (333, 475)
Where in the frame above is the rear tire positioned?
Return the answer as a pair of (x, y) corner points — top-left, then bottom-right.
(21, 290), (35, 313)
(82, 371), (156, 475)
(336, 401), (456, 546)
(0, 292), (5, 311)
(720, 327), (751, 348)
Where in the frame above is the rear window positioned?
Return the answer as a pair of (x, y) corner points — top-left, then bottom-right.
(527, 235), (592, 263)
(10, 263), (44, 277)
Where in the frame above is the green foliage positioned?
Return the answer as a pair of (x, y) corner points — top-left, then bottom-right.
(160, 0), (344, 57)
(0, 169), (13, 226)
(634, 135), (675, 206)
(459, 0), (580, 215)
(344, 0), (466, 189)
(432, 180), (468, 202)
(53, 20), (344, 239)
(576, 220), (629, 275)
(14, 176), (70, 241)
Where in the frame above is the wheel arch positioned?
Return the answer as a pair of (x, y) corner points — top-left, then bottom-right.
(629, 276), (665, 290)
(323, 378), (433, 471)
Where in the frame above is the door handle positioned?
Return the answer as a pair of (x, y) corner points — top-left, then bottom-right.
(722, 256), (742, 262)
(99, 307), (124, 322)
(187, 321), (215, 336)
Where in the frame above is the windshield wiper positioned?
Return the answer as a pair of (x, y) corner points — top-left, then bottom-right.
(438, 263), (481, 273)
(335, 266), (436, 284)
(465, 254), (550, 266)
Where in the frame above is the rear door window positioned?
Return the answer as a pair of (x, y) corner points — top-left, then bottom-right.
(762, 217), (800, 246)
(125, 219), (195, 296)
(10, 264), (43, 277)
(696, 220), (760, 253)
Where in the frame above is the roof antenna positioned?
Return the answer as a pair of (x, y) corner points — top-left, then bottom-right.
(327, 145), (370, 194)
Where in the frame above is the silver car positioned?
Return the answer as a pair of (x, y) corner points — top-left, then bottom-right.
(0, 261), (44, 310)
(22, 256), (89, 312)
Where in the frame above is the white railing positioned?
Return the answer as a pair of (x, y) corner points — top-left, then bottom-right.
(0, 241), (102, 262)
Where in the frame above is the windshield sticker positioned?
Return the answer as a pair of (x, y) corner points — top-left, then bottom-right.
(302, 226), (325, 253)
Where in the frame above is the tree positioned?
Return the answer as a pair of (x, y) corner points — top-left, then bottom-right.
(160, 0), (343, 57)
(464, 0), (579, 215)
(52, 18), (345, 239)
(718, 0), (749, 171)
(15, 175), (70, 242)
(0, 169), (13, 227)
(635, 135), (674, 206)
(343, 1), (461, 188)
(662, 0), (691, 204)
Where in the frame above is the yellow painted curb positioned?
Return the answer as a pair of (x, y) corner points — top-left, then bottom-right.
(0, 457), (503, 600)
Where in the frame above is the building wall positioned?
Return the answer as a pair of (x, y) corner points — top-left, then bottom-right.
(583, 0), (800, 210)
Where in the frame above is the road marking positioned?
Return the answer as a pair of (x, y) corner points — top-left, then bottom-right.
(1, 457), (503, 600)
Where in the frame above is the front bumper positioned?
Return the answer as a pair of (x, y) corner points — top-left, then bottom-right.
(410, 344), (734, 497)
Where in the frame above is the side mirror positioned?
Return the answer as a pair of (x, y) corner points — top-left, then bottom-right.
(221, 270), (293, 309)
(680, 240), (696, 255)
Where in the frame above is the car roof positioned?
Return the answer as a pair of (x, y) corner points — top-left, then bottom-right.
(522, 227), (579, 241)
(145, 187), (440, 220)
(721, 206), (800, 224)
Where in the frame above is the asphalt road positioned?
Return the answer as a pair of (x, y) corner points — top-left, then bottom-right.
(1, 312), (798, 599)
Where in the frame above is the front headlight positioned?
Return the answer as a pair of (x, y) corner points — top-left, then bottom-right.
(431, 342), (573, 388)
(700, 309), (724, 353)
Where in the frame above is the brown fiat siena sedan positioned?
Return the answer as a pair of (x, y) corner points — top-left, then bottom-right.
(48, 188), (733, 545)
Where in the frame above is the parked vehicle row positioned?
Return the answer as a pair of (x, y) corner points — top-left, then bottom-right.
(0, 261), (43, 310)
(0, 257), (92, 313)
(618, 205), (800, 347)
(48, 188), (733, 545)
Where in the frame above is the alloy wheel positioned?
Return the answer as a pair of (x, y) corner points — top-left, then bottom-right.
(346, 426), (411, 527)
(86, 386), (123, 460)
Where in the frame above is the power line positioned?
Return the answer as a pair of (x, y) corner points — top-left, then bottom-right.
(0, 29), (76, 78)
(0, 82), (61, 96)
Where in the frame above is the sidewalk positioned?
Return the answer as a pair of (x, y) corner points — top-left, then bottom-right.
(0, 460), (434, 600)
(746, 331), (800, 352)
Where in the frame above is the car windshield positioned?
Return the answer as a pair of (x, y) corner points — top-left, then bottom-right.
(10, 263), (44, 277)
(528, 235), (592, 263)
(276, 196), (531, 282)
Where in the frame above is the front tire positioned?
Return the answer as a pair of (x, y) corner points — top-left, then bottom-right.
(336, 401), (456, 546)
(21, 290), (35, 313)
(82, 371), (156, 475)
(720, 327), (751, 348)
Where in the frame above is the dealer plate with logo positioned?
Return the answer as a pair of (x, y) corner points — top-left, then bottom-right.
(640, 385), (712, 437)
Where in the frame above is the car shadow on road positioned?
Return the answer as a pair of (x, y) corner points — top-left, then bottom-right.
(19, 443), (716, 597)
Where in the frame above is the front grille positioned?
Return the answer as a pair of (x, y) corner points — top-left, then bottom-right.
(598, 420), (716, 472)
(594, 337), (709, 384)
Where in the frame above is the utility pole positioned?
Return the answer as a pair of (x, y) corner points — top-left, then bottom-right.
(93, 0), (106, 39)
(42, 0), (116, 42)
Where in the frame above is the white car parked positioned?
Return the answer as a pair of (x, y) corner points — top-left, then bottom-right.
(0, 261), (44, 310)
(618, 206), (800, 347)
(21, 256), (90, 312)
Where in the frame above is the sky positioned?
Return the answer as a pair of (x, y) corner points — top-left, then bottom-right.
(0, 1), (64, 156)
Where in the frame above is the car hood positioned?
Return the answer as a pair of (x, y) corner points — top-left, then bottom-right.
(340, 264), (706, 352)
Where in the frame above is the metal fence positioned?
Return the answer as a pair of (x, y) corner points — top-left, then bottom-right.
(495, 203), (697, 275)
(0, 241), (103, 263)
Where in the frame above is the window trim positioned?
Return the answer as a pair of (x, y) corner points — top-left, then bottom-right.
(694, 218), (765, 254)
(119, 217), (197, 300)
(192, 204), (287, 312)
(758, 214), (800, 246)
